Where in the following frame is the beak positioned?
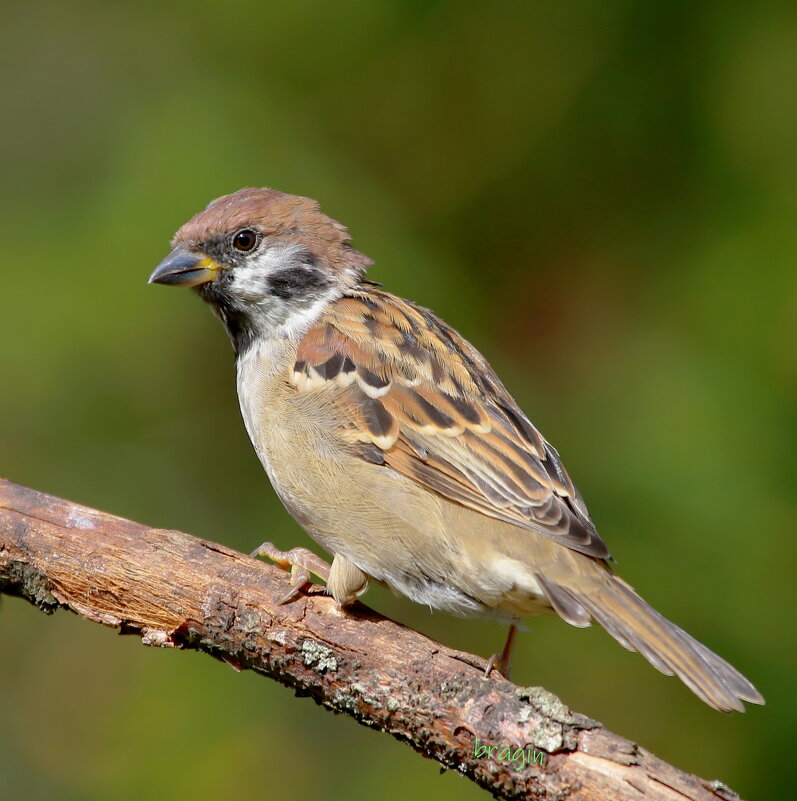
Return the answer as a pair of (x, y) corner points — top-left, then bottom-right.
(148, 247), (221, 287)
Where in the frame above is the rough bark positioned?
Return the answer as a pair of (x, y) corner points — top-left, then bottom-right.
(0, 477), (744, 801)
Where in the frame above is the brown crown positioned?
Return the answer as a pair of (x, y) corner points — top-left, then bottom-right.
(172, 187), (372, 279)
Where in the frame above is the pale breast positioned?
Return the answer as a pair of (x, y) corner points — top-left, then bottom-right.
(236, 340), (405, 544)
(236, 338), (342, 526)
(234, 339), (557, 622)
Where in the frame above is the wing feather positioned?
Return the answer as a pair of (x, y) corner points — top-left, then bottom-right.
(293, 289), (611, 560)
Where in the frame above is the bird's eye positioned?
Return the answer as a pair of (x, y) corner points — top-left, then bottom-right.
(232, 229), (258, 252)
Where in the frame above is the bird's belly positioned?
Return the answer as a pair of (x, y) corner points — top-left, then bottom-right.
(236, 349), (554, 621)
(259, 441), (554, 622)
(235, 349), (405, 558)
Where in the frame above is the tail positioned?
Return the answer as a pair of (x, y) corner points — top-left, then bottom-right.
(539, 572), (764, 712)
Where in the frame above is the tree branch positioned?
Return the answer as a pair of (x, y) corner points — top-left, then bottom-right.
(0, 477), (743, 801)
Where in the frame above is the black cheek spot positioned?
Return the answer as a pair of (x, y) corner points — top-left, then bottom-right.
(268, 267), (329, 299)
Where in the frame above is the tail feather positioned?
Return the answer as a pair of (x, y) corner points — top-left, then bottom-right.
(535, 573), (591, 628)
(548, 574), (764, 712)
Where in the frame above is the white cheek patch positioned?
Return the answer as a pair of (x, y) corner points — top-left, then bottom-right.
(230, 266), (270, 302)
(279, 294), (337, 341)
(226, 241), (343, 343)
(256, 241), (310, 273)
(231, 242), (312, 303)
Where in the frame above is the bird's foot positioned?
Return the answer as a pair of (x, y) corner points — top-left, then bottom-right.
(484, 624), (518, 680)
(484, 652), (512, 679)
(250, 542), (331, 605)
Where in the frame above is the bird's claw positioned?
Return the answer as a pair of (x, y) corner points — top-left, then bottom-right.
(484, 623), (518, 679)
(484, 652), (512, 679)
(250, 541), (331, 605)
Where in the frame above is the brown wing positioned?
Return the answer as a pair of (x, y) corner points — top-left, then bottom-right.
(292, 289), (611, 560)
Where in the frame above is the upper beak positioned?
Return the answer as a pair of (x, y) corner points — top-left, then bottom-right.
(148, 247), (221, 287)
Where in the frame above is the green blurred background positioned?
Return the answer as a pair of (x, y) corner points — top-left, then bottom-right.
(1, 1), (794, 799)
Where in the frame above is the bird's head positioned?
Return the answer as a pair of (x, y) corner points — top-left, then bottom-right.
(149, 187), (372, 353)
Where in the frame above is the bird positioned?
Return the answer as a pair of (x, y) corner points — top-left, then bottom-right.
(149, 186), (764, 712)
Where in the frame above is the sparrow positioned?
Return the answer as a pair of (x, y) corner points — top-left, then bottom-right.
(149, 187), (764, 712)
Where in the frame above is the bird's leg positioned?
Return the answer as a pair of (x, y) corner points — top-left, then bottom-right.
(250, 541), (331, 605)
(485, 624), (518, 679)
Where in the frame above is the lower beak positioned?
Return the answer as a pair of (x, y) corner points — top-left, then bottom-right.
(148, 247), (220, 287)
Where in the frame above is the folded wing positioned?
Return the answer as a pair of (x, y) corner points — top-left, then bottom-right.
(292, 290), (611, 560)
